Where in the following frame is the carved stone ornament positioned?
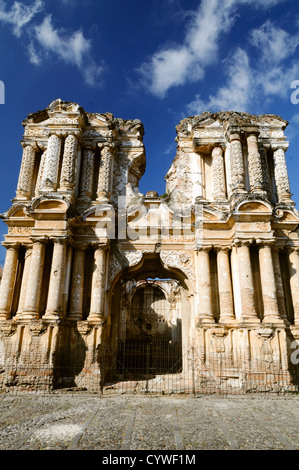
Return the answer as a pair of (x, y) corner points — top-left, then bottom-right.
(29, 321), (48, 336)
(160, 250), (195, 281)
(77, 321), (93, 336)
(0, 321), (17, 337)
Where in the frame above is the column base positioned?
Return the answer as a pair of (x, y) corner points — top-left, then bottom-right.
(43, 312), (61, 321)
(15, 312), (41, 321)
(262, 316), (286, 325)
(87, 314), (104, 324)
(239, 316), (261, 324)
(0, 313), (10, 321)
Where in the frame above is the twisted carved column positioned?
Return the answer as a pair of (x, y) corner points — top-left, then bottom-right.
(59, 134), (79, 192)
(41, 134), (62, 191)
(16, 143), (37, 200)
(257, 242), (283, 323)
(97, 144), (114, 201)
(272, 146), (292, 203)
(215, 247), (235, 322)
(88, 245), (108, 323)
(212, 146), (226, 200)
(35, 148), (47, 196)
(0, 244), (20, 320)
(228, 129), (246, 192)
(79, 147), (96, 201)
(196, 247), (214, 324)
(246, 132), (264, 193)
(44, 237), (68, 319)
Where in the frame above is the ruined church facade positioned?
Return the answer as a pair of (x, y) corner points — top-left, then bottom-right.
(0, 99), (298, 392)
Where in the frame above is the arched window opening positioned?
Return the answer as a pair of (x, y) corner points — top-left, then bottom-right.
(117, 280), (182, 378)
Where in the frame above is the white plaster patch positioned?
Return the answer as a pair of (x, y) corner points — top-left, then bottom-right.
(34, 424), (82, 440)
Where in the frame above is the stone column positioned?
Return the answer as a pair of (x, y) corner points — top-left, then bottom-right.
(35, 148), (47, 196)
(59, 134), (79, 192)
(79, 147), (96, 202)
(41, 134), (62, 191)
(272, 146), (292, 203)
(212, 146), (226, 200)
(97, 144), (114, 201)
(216, 247), (235, 322)
(246, 132), (264, 193)
(287, 246), (299, 326)
(0, 244), (20, 320)
(258, 242), (283, 324)
(68, 244), (87, 321)
(16, 143), (37, 200)
(196, 247), (214, 324)
(236, 241), (259, 323)
(88, 245), (107, 323)
(228, 128), (246, 192)
(272, 246), (288, 321)
(22, 238), (47, 319)
(44, 238), (68, 319)
(16, 245), (33, 315)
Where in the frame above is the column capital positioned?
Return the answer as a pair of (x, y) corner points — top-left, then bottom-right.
(30, 236), (49, 245)
(2, 242), (21, 250)
(255, 239), (275, 247)
(196, 245), (212, 253)
(226, 126), (242, 142)
(231, 238), (252, 248)
(213, 245), (230, 253)
(72, 241), (89, 251)
(49, 236), (71, 245)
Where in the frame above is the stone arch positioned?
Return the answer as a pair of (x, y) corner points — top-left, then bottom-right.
(105, 253), (193, 382)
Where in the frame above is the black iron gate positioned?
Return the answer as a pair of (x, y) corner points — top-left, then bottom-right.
(117, 339), (182, 379)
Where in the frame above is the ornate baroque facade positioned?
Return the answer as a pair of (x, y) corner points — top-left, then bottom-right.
(0, 99), (299, 392)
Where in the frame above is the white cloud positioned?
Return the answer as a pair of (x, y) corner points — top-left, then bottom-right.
(138, 0), (289, 98)
(34, 15), (90, 67)
(250, 20), (299, 63)
(187, 48), (252, 114)
(0, 0), (43, 37)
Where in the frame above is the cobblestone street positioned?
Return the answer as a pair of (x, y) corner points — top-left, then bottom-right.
(0, 393), (298, 451)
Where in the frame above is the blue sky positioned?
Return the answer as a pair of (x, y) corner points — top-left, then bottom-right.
(0, 0), (299, 264)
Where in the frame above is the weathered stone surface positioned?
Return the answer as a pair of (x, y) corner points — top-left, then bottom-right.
(0, 103), (299, 392)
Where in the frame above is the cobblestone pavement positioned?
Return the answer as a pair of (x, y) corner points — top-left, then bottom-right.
(0, 392), (298, 451)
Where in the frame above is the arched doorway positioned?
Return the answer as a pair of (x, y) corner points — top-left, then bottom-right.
(117, 279), (182, 378)
(107, 254), (192, 383)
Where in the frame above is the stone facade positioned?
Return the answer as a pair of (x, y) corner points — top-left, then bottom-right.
(0, 100), (299, 392)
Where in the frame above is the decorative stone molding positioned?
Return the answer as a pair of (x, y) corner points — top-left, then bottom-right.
(0, 321), (17, 337)
(77, 321), (93, 336)
(29, 321), (48, 336)
(160, 250), (195, 282)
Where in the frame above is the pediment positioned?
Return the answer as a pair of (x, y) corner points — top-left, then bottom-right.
(236, 201), (271, 213)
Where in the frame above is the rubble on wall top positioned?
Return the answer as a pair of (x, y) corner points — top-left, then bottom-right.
(177, 111), (289, 133)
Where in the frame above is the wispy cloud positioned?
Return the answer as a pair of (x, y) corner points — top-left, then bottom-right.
(0, 0), (43, 37)
(187, 48), (252, 114)
(0, 0), (103, 86)
(138, 0), (289, 99)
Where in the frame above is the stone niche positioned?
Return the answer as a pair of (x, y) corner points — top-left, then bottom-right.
(0, 102), (298, 393)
